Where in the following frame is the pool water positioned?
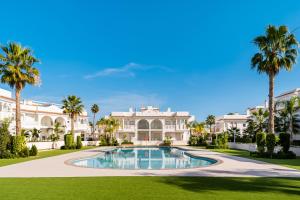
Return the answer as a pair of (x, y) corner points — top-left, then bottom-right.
(72, 147), (217, 169)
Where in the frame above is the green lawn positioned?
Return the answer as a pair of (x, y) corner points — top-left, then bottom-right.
(208, 148), (300, 170)
(0, 146), (96, 167)
(0, 177), (299, 200)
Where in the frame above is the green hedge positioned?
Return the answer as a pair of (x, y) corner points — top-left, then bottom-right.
(266, 134), (276, 155)
(256, 132), (266, 154)
(76, 136), (82, 149)
(279, 133), (290, 153)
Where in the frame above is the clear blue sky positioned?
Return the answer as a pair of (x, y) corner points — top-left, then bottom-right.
(1, 0), (300, 121)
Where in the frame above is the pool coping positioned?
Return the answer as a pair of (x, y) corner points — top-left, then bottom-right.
(64, 146), (223, 170)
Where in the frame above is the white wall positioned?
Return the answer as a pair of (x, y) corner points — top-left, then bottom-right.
(27, 141), (99, 150)
(228, 142), (300, 156)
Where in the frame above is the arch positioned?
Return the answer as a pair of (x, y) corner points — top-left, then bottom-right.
(138, 119), (149, 129)
(41, 116), (53, 127)
(151, 119), (163, 129)
(55, 117), (65, 126)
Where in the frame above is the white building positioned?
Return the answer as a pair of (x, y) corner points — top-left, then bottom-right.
(215, 112), (250, 134)
(110, 106), (194, 145)
(0, 88), (89, 140)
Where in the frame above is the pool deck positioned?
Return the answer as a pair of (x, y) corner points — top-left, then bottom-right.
(0, 146), (300, 177)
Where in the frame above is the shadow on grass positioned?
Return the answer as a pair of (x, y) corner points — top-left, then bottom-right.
(159, 177), (300, 196)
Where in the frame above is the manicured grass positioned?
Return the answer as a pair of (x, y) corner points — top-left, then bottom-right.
(208, 148), (300, 170)
(0, 146), (96, 167)
(0, 177), (299, 200)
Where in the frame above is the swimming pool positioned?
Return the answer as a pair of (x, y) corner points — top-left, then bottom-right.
(71, 147), (218, 170)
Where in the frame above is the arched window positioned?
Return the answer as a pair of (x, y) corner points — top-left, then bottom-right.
(151, 119), (163, 129)
(41, 116), (53, 127)
(138, 119), (149, 129)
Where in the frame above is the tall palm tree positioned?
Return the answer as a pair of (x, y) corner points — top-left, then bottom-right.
(206, 115), (215, 133)
(251, 25), (298, 134)
(61, 95), (84, 134)
(0, 42), (39, 135)
(90, 104), (99, 138)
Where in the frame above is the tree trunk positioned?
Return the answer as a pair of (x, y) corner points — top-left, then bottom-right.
(92, 113), (95, 140)
(71, 114), (74, 134)
(15, 88), (21, 135)
(268, 73), (275, 134)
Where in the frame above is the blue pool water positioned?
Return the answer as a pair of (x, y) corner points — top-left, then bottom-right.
(72, 147), (217, 169)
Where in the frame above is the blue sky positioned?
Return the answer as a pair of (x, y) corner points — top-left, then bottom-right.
(1, 0), (300, 121)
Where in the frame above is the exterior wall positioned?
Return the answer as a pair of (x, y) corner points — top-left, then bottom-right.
(27, 141), (99, 150)
(110, 106), (193, 145)
(228, 142), (300, 156)
(0, 88), (90, 140)
(215, 113), (249, 134)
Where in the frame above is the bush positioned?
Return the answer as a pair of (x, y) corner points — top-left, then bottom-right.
(266, 134), (276, 155)
(19, 146), (29, 157)
(64, 134), (75, 149)
(256, 132), (266, 154)
(276, 150), (296, 159)
(99, 135), (109, 146)
(279, 133), (290, 153)
(292, 140), (300, 146)
(188, 135), (207, 146)
(0, 119), (11, 158)
(162, 136), (172, 146)
(206, 145), (219, 149)
(111, 137), (119, 146)
(29, 145), (38, 156)
(217, 132), (228, 149)
(76, 136), (82, 149)
(121, 140), (134, 145)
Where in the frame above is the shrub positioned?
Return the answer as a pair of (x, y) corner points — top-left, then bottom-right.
(292, 140), (300, 146)
(206, 145), (219, 149)
(276, 150), (296, 159)
(29, 145), (38, 156)
(76, 136), (82, 149)
(266, 134), (276, 155)
(111, 137), (119, 146)
(217, 132), (228, 149)
(121, 141), (134, 145)
(279, 133), (290, 153)
(99, 135), (109, 146)
(162, 136), (172, 146)
(19, 146), (30, 157)
(256, 132), (266, 154)
(188, 135), (198, 146)
(0, 119), (11, 158)
(64, 134), (75, 149)
(188, 135), (207, 146)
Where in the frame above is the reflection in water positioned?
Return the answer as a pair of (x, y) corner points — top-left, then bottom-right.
(73, 147), (217, 169)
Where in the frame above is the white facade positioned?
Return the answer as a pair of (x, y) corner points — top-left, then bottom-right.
(0, 88), (89, 140)
(215, 112), (249, 134)
(110, 106), (193, 145)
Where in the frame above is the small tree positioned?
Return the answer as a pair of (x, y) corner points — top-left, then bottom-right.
(206, 115), (215, 133)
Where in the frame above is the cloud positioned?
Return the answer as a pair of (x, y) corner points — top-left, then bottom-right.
(87, 92), (166, 116)
(84, 62), (172, 79)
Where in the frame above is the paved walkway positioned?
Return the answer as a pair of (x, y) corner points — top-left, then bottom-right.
(0, 147), (300, 177)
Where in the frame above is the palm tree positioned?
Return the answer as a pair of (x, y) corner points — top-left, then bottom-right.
(90, 104), (99, 138)
(252, 108), (269, 133)
(61, 95), (84, 134)
(206, 115), (215, 133)
(251, 25), (298, 134)
(276, 96), (300, 139)
(0, 42), (39, 135)
(194, 122), (206, 136)
(97, 117), (120, 143)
